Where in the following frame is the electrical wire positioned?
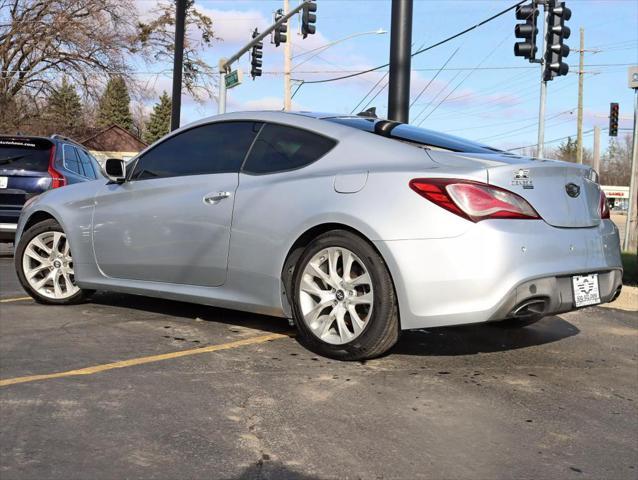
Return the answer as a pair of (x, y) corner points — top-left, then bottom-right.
(290, 0), (526, 86)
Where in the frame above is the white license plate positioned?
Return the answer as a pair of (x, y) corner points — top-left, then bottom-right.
(572, 274), (601, 307)
(0, 177), (7, 189)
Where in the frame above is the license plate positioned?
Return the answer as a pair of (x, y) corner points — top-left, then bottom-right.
(572, 274), (601, 307)
(0, 177), (7, 189)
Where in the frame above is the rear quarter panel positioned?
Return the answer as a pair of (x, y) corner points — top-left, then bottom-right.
(228, 121), (487, 314)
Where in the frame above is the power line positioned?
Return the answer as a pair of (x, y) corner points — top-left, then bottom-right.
(290, 0), (526, 86)
(409, 46), (460, 109)
(507, 129), (597, 151)
(476, 111), (575, 142)
(417, 30), (513, 125)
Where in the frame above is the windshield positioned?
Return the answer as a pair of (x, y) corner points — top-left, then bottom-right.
(0, 138), (52, 172)
(325, 117), (505, 154)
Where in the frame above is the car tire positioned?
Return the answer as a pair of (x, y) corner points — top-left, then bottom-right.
(15, 219), (94, 305)
(291, 230), (399, 360)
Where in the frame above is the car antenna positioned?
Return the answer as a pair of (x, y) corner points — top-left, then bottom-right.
(357, 107), (377, 118)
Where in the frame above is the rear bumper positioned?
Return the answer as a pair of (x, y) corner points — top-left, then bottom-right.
(0, 222), (17, 242)
(374, 219), (623, 330)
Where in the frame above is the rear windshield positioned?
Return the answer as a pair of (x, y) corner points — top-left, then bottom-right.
(0, 138), (52, 172)
(325, 117), (504, 154)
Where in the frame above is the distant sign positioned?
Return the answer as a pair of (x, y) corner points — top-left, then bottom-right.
(602, 185), (630, 199)
(225, 69), (243, 89)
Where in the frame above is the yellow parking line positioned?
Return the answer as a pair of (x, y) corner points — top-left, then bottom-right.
(0, 296), (32, 303)
(0, 332), (291, 387)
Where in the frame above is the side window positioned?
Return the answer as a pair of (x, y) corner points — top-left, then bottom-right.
(242, 124), (337, 174)
(63, 145), (83, 176)
(131, 122), (261, 181)
(77, 149), (96, 179)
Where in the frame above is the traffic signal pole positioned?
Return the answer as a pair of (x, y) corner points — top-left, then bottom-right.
(537, 4), (548, 158)
(170, 0), (187, 131)
(284, 0), (292, 111)
(216, 1), (308, 114)
(387, 0), (413, 123)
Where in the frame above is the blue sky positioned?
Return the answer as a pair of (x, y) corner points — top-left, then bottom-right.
(144, 0), (637, 153)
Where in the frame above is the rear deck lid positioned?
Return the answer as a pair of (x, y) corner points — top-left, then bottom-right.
(427, 150), (601, 228)
(487, 160), (600, 228)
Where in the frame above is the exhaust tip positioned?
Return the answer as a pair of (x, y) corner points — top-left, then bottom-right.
(510, 298), (548, 319)
(611, 286), (622, 303)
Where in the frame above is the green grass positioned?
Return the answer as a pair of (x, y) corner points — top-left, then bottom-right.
(622, 251), (637, 286)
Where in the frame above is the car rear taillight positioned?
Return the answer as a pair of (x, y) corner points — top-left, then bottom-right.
(599, 190), (610, 219)
(47, 145), (66, 188)
(409, 178), (541, 222)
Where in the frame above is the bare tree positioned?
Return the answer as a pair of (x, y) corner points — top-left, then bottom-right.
(0, 0), (216, 132)
(0, 0), (139, 128)
(600, 134), (632, 186)
(137, 0), (217, 101)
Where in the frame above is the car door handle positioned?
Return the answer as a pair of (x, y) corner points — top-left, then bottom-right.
(203, 191), (231, 204)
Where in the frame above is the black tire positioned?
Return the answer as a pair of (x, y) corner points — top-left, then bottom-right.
(290, 230), (399, 361)
(15, 219), (94, 305)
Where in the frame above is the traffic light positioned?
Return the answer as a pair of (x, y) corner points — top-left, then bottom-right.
(273, 9), (287, 47)
(301, 1), (317, 38)
(514, 2), (539, 60)
(543, 0), (572, 81)
(609, 102), (619, 137)
(250, 29), (263, 79)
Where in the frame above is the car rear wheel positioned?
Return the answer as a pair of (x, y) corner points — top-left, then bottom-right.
(291, 230), (399, 360)
(15, 219), (93, 304)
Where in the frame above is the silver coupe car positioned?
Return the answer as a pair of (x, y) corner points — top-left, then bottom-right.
(14, 111), (623, 360)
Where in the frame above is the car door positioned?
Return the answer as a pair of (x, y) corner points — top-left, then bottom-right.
(91, 121), (261, 287)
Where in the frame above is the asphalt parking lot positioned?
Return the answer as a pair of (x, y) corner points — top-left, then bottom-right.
(1, 243), (637, 480)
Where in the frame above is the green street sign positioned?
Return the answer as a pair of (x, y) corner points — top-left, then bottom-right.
(225, 69), (243, 89)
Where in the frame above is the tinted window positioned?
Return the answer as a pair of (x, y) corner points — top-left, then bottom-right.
(242, 124), (336, 174)
(326, 117), (504, 154)
(0, 138), (52, 172)
(63, 145), (84, 175)
(77, 149), (96, 179)
(131, 122), (261, 180)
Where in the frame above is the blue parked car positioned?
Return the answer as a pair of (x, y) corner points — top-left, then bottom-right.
(0, 135), (104, 242)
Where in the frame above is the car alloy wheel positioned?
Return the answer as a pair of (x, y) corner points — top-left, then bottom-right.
(298, 246), (374, 345)
(21, 231), (80, 300)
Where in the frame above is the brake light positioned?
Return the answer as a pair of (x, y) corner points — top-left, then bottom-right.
(409, 178), (541, 222)
(599, 190), (610, 219)
(47, 145), (66, 188)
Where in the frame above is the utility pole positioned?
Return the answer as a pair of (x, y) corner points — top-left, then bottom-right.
(576, 27), (584, 163)
(593, 125), (601, 173)
(624, 73), (638, 252)
(536, 4), (549, 158)
(170, 0), (187, 131)
(218, 58), (227, 115)
(387, 0), (413, 123)
(283, 0), (292, 111)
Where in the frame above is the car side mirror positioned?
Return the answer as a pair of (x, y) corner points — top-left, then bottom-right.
(105, 158), (126, 183)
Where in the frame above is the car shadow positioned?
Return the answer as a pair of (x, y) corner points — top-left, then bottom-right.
(392, 316), (580, 357)
(89, 291), (293, 335)
(89, 292), (579, 357)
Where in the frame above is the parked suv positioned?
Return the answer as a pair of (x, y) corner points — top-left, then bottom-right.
(0, 134), (104, 241)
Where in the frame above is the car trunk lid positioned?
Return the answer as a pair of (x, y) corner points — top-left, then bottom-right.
(487, 160), (600, 228)
(426, 150), (601, 228)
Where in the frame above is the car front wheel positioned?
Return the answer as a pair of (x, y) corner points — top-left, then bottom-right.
(15, 219), (93, 304)
(291, 230), (399, 360)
